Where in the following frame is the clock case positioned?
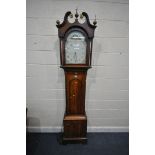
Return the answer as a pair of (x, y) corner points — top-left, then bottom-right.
(56, 11), (96, 144)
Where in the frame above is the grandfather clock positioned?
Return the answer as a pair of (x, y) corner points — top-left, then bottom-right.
(56, 10), (97, 143)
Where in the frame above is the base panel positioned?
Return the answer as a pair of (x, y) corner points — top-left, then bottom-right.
(62, 115), (87, 144)
(62, 136), (87, 144)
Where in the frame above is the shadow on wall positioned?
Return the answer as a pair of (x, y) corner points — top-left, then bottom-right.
(86, 38), (102, 127)
(54, 38), (61, 65)
(54, 37), (66, 124)
(86, 38), (102, 89)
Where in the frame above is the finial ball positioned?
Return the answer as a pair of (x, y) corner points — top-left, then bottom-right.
(56, 20), (60, 25)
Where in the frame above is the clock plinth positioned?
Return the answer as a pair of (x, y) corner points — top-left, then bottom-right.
(56, 10), (96, 144)
(62, 115), (87, 144)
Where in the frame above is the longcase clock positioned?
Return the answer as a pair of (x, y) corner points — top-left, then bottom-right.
(56, 10), (97, 143)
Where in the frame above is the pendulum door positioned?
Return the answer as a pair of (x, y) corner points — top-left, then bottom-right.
(65, 71), (86, 115)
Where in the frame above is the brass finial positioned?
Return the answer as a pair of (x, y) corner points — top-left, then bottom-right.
(93, 15), (97, 26)
(56, 20), (60, 25)
(75, 8), (79, 18)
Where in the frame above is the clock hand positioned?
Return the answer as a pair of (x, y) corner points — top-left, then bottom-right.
(74, 52), (77, 63)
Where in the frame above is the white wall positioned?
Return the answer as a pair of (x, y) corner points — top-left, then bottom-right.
(26, 0), (129, 132)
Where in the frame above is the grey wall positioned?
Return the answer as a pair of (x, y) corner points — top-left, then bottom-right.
(26, 0), (129, 132)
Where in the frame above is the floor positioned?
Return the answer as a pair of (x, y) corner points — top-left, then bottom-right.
(26, 133), (129, 155)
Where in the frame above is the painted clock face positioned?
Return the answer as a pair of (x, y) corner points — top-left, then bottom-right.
(65, 31), (86, 64)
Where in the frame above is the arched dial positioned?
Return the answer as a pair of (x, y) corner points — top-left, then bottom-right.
(65, 31), (86, 64)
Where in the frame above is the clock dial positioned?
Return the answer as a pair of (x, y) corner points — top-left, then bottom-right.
(65, 31), (86, 64)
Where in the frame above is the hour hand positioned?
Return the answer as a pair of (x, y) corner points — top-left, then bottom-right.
(74, 52), (77, 62)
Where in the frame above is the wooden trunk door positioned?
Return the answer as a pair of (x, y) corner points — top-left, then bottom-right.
(65, 71), (86, 115)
